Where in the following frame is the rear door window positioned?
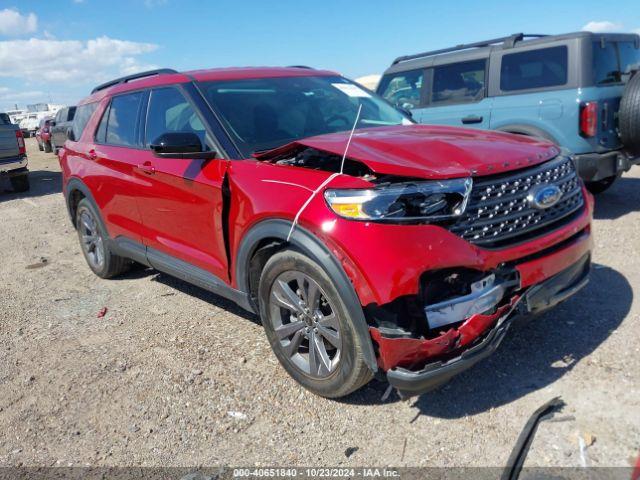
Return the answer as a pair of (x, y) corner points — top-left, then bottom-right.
(500, 46), (568, 91)
(98, 92), (144, 147)
(432, 59), (486, 104)
(67, 106), (76, 122)
(71, 103), (98, 141)
(377, 69), (424, 108)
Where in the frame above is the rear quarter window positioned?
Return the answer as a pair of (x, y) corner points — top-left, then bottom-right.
(500, 46), (568, 91)
(72, 103), (99, 141)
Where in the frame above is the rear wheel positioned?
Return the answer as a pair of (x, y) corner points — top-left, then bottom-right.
(37, 140), (44, 151)
(258, 249), (372, 398)
(10, 173), (30, 192)
(44, 141), (52, 153)
(76, 198), (130, 278)
(586, 175), (618, 194)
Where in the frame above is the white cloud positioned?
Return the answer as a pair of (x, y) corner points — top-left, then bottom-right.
(0, 36), (158, 83)
(0, 8), (37, 36)
(582, 21), (624, 33)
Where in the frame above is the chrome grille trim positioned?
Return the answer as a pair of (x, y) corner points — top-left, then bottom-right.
(449, 156), (584, 248)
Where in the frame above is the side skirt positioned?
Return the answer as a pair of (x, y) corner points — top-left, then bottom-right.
(112, 237), (255, 313)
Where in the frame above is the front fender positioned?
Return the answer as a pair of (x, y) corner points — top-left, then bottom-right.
(235, 218), (379, 373)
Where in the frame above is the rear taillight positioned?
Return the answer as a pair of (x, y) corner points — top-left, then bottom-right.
(15, 130), (26, 155)
(580, 101), (598, 137)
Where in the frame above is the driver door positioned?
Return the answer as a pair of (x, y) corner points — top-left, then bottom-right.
(134, 85), (230, 282)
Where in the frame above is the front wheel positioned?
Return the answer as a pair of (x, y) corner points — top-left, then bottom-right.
(258, 249), (372, 398)
(586, 175), (618, 194)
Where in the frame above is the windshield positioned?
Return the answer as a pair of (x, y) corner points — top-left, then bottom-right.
(199, 75), (411, 156)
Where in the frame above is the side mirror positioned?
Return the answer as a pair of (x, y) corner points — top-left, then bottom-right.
(66, 128), (76, 142)
(150, 132), (217, 159)
(50, 121), (56, 127)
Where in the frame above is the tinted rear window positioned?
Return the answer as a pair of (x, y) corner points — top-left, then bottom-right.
(593, 41), (640, 85)
(71, 103), (98, 141)
(432, 59), (486, 104)
(0, 113), (9, 125)
(500, 46), (568, 91)
(97, 92), (144, 147)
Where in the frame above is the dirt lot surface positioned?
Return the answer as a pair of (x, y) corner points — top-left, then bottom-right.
(1, 138), (639, 468)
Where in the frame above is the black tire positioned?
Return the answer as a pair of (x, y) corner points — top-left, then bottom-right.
(258, 249), (372, 398)
(10, 173), (30, 192)
(75, 198), (130, 278)
(38, 141), (44, 152)
(44, 141), (52, 153)
(620, 72), (640, 154)
(586, 175), (618, 194)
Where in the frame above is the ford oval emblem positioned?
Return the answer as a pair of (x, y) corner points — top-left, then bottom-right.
(528, 184), (563, 210)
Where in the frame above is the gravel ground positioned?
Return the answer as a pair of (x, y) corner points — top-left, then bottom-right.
(0, 138), (638, 468)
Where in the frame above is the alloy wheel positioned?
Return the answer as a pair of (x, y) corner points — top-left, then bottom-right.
(79, 210), (105, 270)
(268, 271), (342, 378)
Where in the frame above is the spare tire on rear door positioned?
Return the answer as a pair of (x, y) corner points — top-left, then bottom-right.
(619, 72), (640, 154)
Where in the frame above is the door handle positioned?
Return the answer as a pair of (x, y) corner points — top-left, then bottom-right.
(462, 115), (483, 124)
(137, 162), (156, 175)
(88, 149), (97, 160)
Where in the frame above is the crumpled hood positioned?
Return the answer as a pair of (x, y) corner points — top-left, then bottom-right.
(255, 124), (561, 179)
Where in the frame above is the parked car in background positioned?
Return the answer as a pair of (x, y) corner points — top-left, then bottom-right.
(6, 109), (26, 125)
(19, 113), (40, 138)
(18, 103), (64, 138)
(378, 32), (640, 193)
(50, 106), (76, 153)
(60, 68), (592, 398)
(35, 117), (54, 152)
(0, 112), (29, 192)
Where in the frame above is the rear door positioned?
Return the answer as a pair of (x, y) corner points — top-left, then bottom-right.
(132, 85), (230, 281)
(419, 59), (492, 128)
(89, 92), (147, 243)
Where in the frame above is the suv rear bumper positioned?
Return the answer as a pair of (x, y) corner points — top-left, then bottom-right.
(0, 155), (28, 176)
(384, 254), (590, 397)
(573, 150), (639, 182)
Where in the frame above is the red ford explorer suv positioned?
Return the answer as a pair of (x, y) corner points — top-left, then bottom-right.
(59, 67), (593, 398)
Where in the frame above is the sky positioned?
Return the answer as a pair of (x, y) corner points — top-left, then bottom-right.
(1, 0), (640, 110)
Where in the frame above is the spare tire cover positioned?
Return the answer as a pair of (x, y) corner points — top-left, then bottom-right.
(619, 72), (640, 154)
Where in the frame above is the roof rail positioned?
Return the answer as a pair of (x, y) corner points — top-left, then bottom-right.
(391, 33), (548, 65)
(286, 65), (314, 69)
(91, 68), (179, 94)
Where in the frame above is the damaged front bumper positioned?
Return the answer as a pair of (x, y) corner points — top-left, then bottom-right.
(373, 249), (591, 398)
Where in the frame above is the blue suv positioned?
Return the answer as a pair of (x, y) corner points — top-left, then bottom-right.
(377, 32), (640, 193)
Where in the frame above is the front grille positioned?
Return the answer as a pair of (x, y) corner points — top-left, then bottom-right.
(449, 156), (584, 248)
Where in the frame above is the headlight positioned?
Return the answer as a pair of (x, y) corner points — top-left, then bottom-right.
(324, 178), (472, 222)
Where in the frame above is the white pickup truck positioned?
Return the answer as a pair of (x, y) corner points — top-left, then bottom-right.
(0, 113), (29, 192)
